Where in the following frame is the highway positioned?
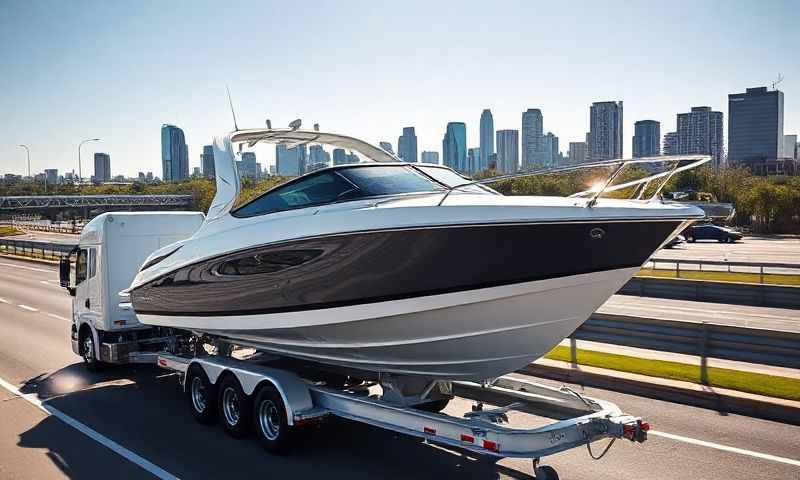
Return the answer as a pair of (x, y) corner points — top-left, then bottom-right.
(658, 235), (800, 265)
(0, 256), (798, 479)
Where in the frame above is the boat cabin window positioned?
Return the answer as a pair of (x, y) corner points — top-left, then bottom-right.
(337, 166), (445, 197)
(234, 171), (358, 217)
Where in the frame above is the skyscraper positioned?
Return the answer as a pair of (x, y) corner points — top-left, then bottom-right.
(663, 132), (679, 155)
(676, 107), (724, 167)
(379, 141), (394, 154)
(308, 144), (330, 168)
(238, 151), (258, 179)
(588, 101), (623, 161)
(442, 122), (467, 172)
(521, 109), (543, 168)
(161, 124), (189, 182)
(632, 120), (661, 158)
(467, 148), (481, 173)
(276, 144), (306, 175)
(201, 145), (215, 179)
(93, 152), (111, 182)
(728, 87), (785, 172)
(784, 135), (798, 160)
(495, 130), (519, 174)
(541, 132), (559, 167)
(420, 151), (439, 164)
(332, 148), (353, 166)
(568, 142), (587, 164)
(397, 127), (418, 162)
(479, 109), (494, 171)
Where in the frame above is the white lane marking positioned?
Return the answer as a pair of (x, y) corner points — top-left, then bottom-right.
(0, 297), (8, 303)
(0, 262), (53, 273)
(651, 430), (800, 467)
(47, 313), (70, 322)
(0, 375), (179, 480)
(17, 305), (38, 312)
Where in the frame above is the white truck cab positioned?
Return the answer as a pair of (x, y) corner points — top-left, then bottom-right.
(60, 211), (204, 369)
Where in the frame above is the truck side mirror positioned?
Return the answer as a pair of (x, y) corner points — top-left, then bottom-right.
(59, 258), (75, 296)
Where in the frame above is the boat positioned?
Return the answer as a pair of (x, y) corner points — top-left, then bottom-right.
(127, 125), (708, 381)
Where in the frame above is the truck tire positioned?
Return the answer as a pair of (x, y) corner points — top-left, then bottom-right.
(186, 366), (217, 424)
(217, 375), (252, 438)
(253, 383), (294, 454)
(79, 327), (104, 372)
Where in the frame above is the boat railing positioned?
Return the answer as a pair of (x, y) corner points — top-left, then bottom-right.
(439, 155), (711, 207)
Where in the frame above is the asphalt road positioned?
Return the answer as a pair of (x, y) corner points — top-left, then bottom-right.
(656, 235), (800, 265)
(0, 257), (798, 479)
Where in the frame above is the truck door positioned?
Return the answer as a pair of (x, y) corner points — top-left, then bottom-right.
(74, 246), (102, 330)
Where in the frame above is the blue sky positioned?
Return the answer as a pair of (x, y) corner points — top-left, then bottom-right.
(1, 0), (797, 177)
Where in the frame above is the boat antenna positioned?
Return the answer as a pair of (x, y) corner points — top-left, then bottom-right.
(226, 84), (239, 131)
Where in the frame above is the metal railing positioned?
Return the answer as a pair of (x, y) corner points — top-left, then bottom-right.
(571, 313), (800, 373)
(0, 238), (76, 261)
(645, 257), (800, 284)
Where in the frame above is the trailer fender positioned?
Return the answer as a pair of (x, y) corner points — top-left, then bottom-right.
(191, 358), (314, 426)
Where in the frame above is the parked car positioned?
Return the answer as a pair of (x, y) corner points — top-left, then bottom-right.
(663, 234), (685, 248)
(683, 224), (743, 243)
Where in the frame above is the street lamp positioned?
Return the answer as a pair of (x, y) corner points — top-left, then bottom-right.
(18, 144), (30, 178)
(77, 138), (101, 182)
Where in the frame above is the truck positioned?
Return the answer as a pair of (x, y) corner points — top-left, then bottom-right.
(59, 211), (649, 480)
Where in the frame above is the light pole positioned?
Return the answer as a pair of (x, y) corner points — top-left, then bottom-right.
(18, 144), (30, 178)
(77, 138), (101, 183)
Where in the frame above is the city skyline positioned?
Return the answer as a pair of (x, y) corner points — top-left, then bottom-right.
(0, 1), (798, 177)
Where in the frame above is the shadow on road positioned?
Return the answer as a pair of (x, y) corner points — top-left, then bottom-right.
(16, 363), (534, 479)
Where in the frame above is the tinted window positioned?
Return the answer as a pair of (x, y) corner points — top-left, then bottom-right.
(76, 248), (88, 285)
(338, 166), (443, 196)
(235, 172), (358, 217)
(416, 166), (495, 194)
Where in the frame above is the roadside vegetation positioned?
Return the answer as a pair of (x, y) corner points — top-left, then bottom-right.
(637, 268), (800, 286)
(545, 346), (800, 401)
(0, 225), (22, 236)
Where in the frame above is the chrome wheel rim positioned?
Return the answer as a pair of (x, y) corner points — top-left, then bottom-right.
(258, 399), (280, 441)
(82, 335), (94, 364)
(190, 376), (207, 413)
(222, 387), (240, 426)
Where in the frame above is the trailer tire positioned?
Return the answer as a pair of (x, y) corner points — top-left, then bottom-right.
(253, 383), (293, 454)
(414, 397), (451, 413)
(535, 465), (559, 480)
(186, 366), (217, 424)
(217, 375), (252, 438)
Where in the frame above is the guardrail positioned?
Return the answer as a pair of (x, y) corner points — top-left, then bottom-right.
(6, 218), (85, 234)
(646, 257), (800, 283)
(572, 313), (800, 371)
(0, 238), (75, 261)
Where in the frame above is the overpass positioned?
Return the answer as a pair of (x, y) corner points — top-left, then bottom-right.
(0, 194), (195, 219)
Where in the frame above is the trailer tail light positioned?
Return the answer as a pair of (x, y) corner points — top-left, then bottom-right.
(158, 359), (167, 367)
(623, 420), (650, 442)
(482, 439), (499, 452)
(460, 434), (474, 443)
(423, 427), (436, 435)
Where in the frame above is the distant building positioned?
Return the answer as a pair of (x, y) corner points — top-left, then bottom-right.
(488, 153), (498, 170)
(541, 132), (559, 167)
(332, 148), (358, 166)
(44, 169), (59, 185)
(379, 141), (394, 154)
(93, 152), (111, 182)
(276, 145), (306, 175)
(784, 135), (798, 160)
(201, 145), (215, 179)
(308, 144), (331, 170)
(663, 132), (679, 155)
(568, 142), (587, 164)
(421, 151), (439, 164)
(479, 109), (494, 171)
(495, 129), (519, 174)
(237, 151), (258, 179)
(467, 148), (481, 173)
(632, 120), (661, 158)
(588, 101), (623, 161)
(442, 122), (467, 172)
(677, 107), (724, 167)
(161, 124), (189, 181)
(192, 167), (201, 177)
(397, 127), (418, 162)
(521, 109), (544, 168)
(146, 172), (154, 182)
(138, 172), (146, 182)
(728, 87), (784, 173)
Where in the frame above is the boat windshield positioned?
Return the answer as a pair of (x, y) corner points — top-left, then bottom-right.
(233, 165), (445, 218)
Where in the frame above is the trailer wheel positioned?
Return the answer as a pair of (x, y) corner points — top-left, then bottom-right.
(253, 383), (293, 454)
(218, 375), (252, 438)
(186, 366), (217, 424)
(79, 326), (104, 372)
(414, 397), (451, 413)
(535, 465), (559, 480)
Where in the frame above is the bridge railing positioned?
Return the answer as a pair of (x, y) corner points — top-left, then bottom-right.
(0, 238), (76, 261)
(645, 257), (800, 283)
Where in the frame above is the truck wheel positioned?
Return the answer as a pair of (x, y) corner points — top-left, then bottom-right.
(253, 383), (293, 454)
(79, 328), (103, 372)
(186, 366), (217, 424)
(218, 375), (252, 438)
(535, 465), (559, 480)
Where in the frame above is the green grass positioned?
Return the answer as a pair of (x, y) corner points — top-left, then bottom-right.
(637, 268), (800, 286)
(0, 225), (22, 236)
(545, 346), (800, 401)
